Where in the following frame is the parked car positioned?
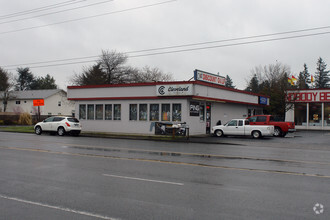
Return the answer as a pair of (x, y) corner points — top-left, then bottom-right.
(34, 116), (82, 136)
(246, 115), (295, 137)
(211, 119), (274, 138)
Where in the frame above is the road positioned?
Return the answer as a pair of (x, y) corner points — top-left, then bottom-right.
(0, 131), (329, 219)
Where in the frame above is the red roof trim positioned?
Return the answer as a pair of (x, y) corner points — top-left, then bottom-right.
(68, 96), (191, 101)
(67, 81), (193, 89)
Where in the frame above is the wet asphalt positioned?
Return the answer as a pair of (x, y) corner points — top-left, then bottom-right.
(0, 131), (329, 220)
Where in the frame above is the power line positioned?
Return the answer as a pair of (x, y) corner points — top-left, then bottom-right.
(0, 0), (84, 20)
(3, 25), (330, 68)
(4, 30), (330, 70)
(0, 0), (177, 35)
(0, 0), (114, 25)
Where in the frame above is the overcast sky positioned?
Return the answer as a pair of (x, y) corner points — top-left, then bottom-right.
(1, 0), (330, 90)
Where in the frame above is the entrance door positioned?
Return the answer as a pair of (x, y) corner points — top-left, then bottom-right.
(206, 104), (211, 134)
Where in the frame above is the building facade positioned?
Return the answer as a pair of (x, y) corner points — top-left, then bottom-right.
(67, 81), (269, 135)
(286, 89), (330, 130)
(0, 89), (75, 116)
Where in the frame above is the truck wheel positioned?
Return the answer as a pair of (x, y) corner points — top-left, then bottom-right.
(215, 129), (224, 137)
(274, 127), (282, 137)
(252, 130), (261, 139)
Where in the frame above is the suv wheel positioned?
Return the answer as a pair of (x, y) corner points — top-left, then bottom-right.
(57, 127), (65, 136)
(35, 126), (42, 135)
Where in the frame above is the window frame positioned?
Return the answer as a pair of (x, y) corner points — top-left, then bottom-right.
(149, 104), (159, 121)
(95, 104), (104, 120)
(139, 104), (148, 121)
(129, 104), (138, 121)
(113, 104), (121, 120)
(161, 104), (171, 121)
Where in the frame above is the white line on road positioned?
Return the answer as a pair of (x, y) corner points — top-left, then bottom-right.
(103, 174), (184, 186)
(0, 194), (119, 220)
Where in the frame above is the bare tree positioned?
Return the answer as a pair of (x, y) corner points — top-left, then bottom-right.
(245, 62), (293, 117)
(99, 50), (128, 84)
(133, 66), (173, 82)
(70, 50), (173, 85)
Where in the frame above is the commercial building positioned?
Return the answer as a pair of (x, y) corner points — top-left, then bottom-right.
(286, 88), (330, 130)
(67, 70), (269, 135)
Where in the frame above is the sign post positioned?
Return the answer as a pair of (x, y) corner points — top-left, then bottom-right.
(33, 99), (44, 121)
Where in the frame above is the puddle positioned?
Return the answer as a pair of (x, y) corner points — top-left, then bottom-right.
(66, 145), (303, 165)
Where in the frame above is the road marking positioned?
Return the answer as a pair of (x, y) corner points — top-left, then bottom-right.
(1, 145), (330, 179)
(103, 174), (184, 186)
(0, 194), (119, 220)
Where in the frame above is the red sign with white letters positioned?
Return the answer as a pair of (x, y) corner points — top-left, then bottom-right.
(33, 99), (44, 106)
(287, 90), (330, 102)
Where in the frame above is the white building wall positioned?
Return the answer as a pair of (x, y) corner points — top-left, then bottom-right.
(195, 84), (259, 104)
(76, 99), (189, 135)
(68, 85), (156, 99)
(4, 92), (74, 116)
(211, 103), (249, 127)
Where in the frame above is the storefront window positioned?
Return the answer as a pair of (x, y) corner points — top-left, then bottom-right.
(139, 104), (147, 121)
(199, 105), (205, 121)
(95, 104), (103, 120)
(87, 104), (94, 120)
(294, 103), (307, 126)
(79, 104), (86, 120)
(172, 104), (181, 121)
(150, 104), (159, 121)
(129, 104), (137, 121)
(309, 103), (322, 126)
(325, 103), (330, 127)
(161, 104), (170, 121)
(105, 104), (112, 120)
(114, 104), (121, 120)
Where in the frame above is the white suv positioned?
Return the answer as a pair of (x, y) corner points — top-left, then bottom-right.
(34, 116), (82, 136)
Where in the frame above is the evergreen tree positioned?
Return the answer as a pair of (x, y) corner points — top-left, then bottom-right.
(30, 74), (58, 90)
(15, 67), (34, 91)
(315, 57), (330, 88)
(245, 74), (259, 93)
(225, 75), (235, 88)
(0, 67), (10, 91)
(297, 63), (310, 89)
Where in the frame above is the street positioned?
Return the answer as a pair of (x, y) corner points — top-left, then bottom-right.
(0, 131), (329, 220)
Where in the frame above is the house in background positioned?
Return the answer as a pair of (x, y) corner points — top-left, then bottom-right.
(0, 89), (75, 116)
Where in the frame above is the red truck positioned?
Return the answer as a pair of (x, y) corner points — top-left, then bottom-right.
(246, 115), (295, 137)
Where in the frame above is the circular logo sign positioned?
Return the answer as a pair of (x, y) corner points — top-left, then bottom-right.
(313, 203), (324, 215)
(158, 86), (165, 95)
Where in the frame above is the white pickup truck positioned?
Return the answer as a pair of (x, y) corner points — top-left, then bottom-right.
(211, 119), (274, 138)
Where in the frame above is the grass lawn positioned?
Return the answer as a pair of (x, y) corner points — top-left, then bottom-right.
(0, 126), (34, 133)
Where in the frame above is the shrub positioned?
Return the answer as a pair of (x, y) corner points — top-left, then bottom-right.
(18, 113), (32, 125)
(4, 119), (14, 125)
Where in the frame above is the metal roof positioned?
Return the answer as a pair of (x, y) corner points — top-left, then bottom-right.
(1, 89), (66, 100)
